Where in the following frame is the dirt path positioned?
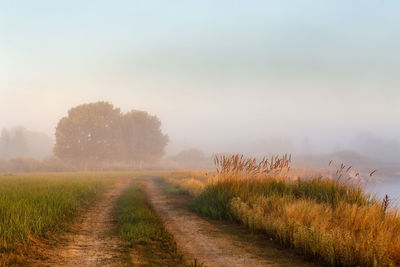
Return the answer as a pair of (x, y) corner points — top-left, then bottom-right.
(144, 179), (316, 267)
(30, 179), (131, 267)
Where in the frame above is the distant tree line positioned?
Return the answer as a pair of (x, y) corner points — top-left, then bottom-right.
(54, 102), (169, 168)
(0, 127), (53, 159)
(0, 127), (27, 158)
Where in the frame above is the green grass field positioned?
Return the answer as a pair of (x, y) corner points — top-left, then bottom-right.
(0, 173), (121, 265)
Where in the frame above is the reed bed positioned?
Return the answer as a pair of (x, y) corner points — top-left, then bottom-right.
(165, 154), (400, 266)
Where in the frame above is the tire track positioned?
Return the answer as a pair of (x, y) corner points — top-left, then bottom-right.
(144, 179), (316, 267)
(29, 179), (131, 267)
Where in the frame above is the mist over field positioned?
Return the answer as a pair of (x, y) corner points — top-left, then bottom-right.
(1, 1), (399, 175)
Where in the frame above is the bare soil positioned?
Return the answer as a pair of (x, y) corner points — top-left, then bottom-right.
(28, 179), (132, 267)
(144, 179), (317, 267)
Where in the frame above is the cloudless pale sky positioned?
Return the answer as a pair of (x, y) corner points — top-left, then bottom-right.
(1, 1), (399, 154)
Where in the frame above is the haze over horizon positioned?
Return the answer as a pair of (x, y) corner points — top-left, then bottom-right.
(1, 1), (399, 157)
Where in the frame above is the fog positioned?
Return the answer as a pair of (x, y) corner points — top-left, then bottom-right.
(1, 1), (399, 173)
(0, 127), (53, 159)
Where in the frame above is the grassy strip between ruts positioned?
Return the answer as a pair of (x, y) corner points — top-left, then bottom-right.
(115, 181), (207, 267)
(0, 172), (116, 266)
(115, 182), (185, 266)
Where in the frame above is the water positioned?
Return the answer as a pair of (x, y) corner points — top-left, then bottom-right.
(366, 178), (400, 206)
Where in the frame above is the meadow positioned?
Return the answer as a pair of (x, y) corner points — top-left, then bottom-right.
(0, 172), (124, 265)
(1, 165), (398, 266)
(161, 155), (400, 267)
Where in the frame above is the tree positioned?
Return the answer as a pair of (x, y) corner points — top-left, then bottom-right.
(54, 102), (121, 166)
(120, 110), (169, 165)
(10, 127), (29, 157)
(0, 128), (11, 157)
(0, 127), (29, 158)
(54, 102), (169, 168)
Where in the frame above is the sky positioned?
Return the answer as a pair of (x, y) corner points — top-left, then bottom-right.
(1, 1), (399, 155)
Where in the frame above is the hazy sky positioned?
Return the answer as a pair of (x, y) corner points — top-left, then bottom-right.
(1, 1), (399, 154)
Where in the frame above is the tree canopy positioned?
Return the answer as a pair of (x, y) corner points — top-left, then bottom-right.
(54, 102), (168, 167)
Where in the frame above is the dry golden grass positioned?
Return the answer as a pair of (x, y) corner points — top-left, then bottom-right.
(230, 195), (400, 266)
(162, 171), (208, 197)
(163, 154), (400, 266)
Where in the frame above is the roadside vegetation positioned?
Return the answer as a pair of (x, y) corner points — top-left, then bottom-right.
(162, 155), (400, 267)
(115, 182), (185, 266)
(161, 171), (208, 197)
(0, 172), (116, 265)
